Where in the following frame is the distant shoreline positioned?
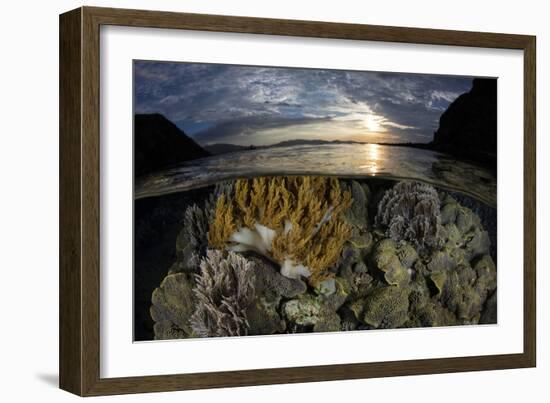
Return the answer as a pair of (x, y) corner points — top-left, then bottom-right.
(203, 139), (496, 173)
(203, 138), (418, 154)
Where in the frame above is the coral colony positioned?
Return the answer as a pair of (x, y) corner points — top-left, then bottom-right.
(208, 177), (352, 284)
(149, 177), (496, 339)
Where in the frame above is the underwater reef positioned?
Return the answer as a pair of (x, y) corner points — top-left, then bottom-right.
(149, 177), (497, 340)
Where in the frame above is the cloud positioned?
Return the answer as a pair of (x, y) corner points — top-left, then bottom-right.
(191, 115), (332, 145)
(134, 61), (474, 145)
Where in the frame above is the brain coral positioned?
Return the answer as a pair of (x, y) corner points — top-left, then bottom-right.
(375, 181), (443, 252)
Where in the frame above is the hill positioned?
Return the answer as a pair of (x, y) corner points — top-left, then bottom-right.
(430, 78), (497, 168)
(134, 114), (209, 177)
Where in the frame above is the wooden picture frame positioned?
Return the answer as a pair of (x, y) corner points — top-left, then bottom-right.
(59, 6), (536, 396)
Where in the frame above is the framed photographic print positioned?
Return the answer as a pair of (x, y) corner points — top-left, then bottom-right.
(59, 6), (536, 396)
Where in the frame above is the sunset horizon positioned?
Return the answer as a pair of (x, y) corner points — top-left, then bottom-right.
(134, 61), (475, 147)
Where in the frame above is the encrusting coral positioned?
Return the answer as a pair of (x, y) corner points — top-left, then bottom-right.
(283, 276), (349, 332)
(190, 249), (256, 337)
(375, 181), (443, 252)
(150, 272), (196, 339)
(244, 253), (307, 335)
(371, 239), (417, 287)
(208, 176), (353, 285)
(361, 285), (411, 329)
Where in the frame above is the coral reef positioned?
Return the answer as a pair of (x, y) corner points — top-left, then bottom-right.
(244, 253), (307, 335)
(361, 286), (410, 329)
(344, 180), (370, 233)
(149, 177), (497, 340)
(190, 250), (256, 337)
(283, 277), (348, 332)
(371, 239), (417, 287)
(208, 176), (352, 285)
(150, 272), (196, 340)
(204, 181), (235, 222)
(375, 181), (443, 252)
(173, 204), (209, 273)
(171, 181), (235, 274)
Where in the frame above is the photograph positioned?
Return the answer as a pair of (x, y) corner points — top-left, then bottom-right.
(132, 60), (498, 341)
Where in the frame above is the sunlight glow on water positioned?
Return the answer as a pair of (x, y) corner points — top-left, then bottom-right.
(135, 144), (496, 206)
(359, 143), (382, 175)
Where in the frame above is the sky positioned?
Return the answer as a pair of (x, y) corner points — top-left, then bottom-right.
(134, 61), (474, 147)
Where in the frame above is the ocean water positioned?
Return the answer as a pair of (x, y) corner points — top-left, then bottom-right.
(134, 143), (498, 340)
(135, 144), (496, 206)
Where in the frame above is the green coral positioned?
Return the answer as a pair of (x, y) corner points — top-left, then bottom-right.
(150, 272), (196, 340)
(283, 295), (322, 326)
(371, 239), (417, 287)
(361, 286), (410, 329)
(439, 194), (491, 262)
(427, 254), (496, 323)
(344, 180), (370, 233)
(474, 255), (497, 295)
(407, 300), (458, 328)
(245, 253), (307, 335)
(283, 278), (349, 332)
(434, 265), (481, 321)
(246, 296), (287, 335)
(338, 260), (374, 300)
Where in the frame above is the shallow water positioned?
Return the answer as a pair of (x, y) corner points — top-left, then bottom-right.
(135, 144), (496, 207)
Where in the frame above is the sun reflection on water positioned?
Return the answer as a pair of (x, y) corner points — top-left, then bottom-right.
(359, 143), (382, 175)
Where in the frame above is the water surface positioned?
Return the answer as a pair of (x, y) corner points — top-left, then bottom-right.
(135, 144), (496, 206)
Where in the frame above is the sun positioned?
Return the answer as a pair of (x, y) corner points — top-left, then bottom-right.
(363, 114), (385, 132)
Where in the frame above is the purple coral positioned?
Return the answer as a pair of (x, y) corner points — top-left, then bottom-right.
(375, 181), (443, 251)
(190, 250), (256, 337)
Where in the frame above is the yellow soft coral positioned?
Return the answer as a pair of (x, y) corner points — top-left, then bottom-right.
(208, 176), (352, 285)
(207, 193), (237, 249)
